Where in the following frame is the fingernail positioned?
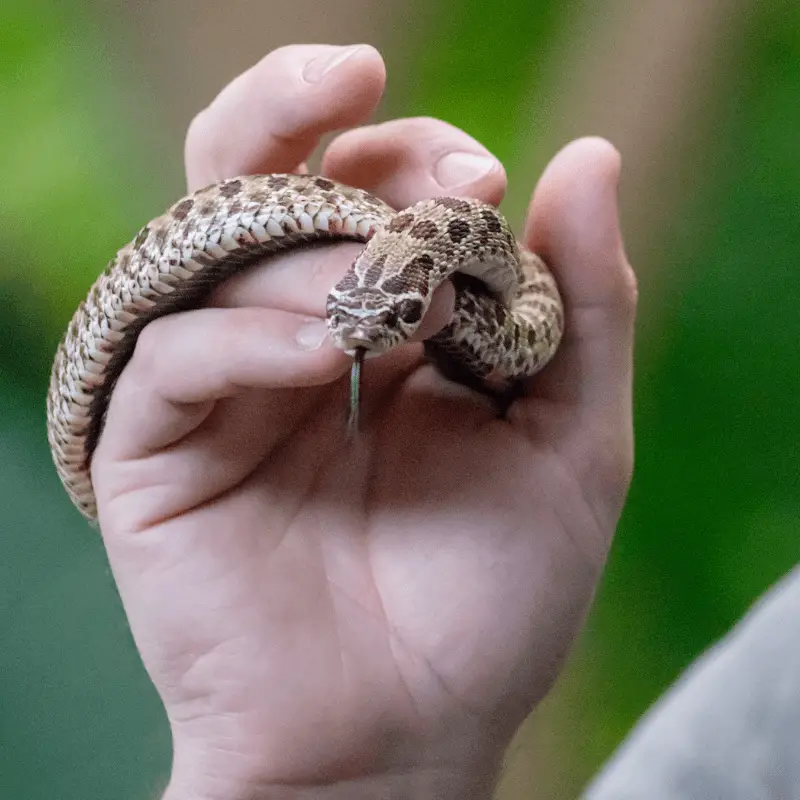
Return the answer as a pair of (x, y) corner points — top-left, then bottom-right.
(303, 45), (364, 83)
(434, 151), (497, 188)
(296, 319), (329, 350)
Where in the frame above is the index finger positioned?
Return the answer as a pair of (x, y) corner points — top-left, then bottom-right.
(184, 44), (386, 189)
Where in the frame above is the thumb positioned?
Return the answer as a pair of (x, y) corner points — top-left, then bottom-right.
(523, 137), (637, 411)
(513, 138), (637, 529)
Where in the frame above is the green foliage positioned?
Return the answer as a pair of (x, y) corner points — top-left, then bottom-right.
(1, 0), (799, 797)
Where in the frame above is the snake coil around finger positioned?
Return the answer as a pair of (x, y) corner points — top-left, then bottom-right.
(47, 173), (564, 520)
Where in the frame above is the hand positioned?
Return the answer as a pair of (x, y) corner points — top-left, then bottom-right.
(92, 44), (637, 800)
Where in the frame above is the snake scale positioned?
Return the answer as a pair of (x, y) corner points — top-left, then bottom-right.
(46, 174), (564, 520)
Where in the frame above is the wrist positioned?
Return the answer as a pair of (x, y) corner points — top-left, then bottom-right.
(162, 726), (506, 800)
(163, 769), (497, 800)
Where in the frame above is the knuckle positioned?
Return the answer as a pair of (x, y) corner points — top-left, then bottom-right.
(130, 317), (169, 377)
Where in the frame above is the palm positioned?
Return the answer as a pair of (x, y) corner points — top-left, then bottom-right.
(103, 329), (605, 777)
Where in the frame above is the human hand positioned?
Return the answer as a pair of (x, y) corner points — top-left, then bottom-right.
(92, 44), (637, 800)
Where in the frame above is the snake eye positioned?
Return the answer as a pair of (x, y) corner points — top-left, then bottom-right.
(398, 299), (423, 324)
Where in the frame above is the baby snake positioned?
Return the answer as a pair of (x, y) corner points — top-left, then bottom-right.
(46, 174), (564, 520)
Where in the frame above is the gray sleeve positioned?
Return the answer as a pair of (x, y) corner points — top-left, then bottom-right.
(582, 565), (800, 800)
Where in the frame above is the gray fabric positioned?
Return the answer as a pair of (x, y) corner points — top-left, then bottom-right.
(584, 565), (800, 800)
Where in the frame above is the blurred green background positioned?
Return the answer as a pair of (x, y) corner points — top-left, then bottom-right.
(2, 0), (799, 797)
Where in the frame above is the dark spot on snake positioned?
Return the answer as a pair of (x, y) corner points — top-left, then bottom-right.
(386, 214), (414, 233)
(495, 306), (507, 326)
(409, 220), (438, 240)
(268, 175), (290, 189)
(172, 198), (195, 221)
(398, 263), (431, 296)
(314, 177), (335, 191)
(405, 253), (435, 278)
(480, 208), (502, 232)
(381, 276), (407, 295)
(398, 298), (424, 324)
(527, 328), (537, 346)
(447, 218), (471, 243)
(437, 197), (472, 214)
(388, 212), (415, 233)
(218, 179), (243, 198)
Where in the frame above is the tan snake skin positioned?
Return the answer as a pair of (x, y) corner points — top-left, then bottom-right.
(47, 174), (564, 520)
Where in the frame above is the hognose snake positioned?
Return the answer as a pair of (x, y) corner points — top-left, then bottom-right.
(46, 174), (564, 520)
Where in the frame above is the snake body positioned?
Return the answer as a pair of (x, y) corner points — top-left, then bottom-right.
(47, 174), (564, 520)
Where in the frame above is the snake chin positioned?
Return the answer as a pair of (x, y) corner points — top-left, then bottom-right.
(327, 320), (406, 356)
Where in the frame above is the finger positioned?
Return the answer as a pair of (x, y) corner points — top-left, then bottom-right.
(185, 44), (385, 190)
(322, 116), (507, 209)
(211, 116), (505, 337)
(520, 137), (637, 410)
(511, 138), (636, 519)
(208, 243), (454, 341)
(96, 307), (350, 465)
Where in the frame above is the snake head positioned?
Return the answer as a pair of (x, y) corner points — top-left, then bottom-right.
(326, 286), (426, 356)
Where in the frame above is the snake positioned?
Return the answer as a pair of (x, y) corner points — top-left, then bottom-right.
(46, 174), (564, 520)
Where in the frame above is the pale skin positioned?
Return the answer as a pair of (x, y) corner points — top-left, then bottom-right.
(91, 45), (637, 800)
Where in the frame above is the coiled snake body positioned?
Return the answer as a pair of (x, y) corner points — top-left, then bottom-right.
(47, 174), (564, 520)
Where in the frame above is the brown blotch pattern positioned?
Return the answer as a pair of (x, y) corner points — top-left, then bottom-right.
(480, 209), (502, 232)
(436, 197), (472, 214)
(398, 264), (431, 296)
(387, 212), (415, 233)
(381, 276), (407, 295)
(314, 177), (335, 191)
(409, 220), (438, 241)
(405, 253), (435, 278)
(447, 218), (471, 243)
(172, 198), (195, 221)
(218, 179), (243, 198)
